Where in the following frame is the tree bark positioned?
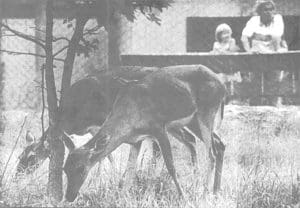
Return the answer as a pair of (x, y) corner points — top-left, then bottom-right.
(35, 2), (46, 110)
(48, 127), (64, 202)
(45, 0), (64, 202)
(59, 17), (88, 109)
(0, 0), (3, 111)
(0, 0), (3, 201)
(107, 1), (122, 71)
(45, 0), (57, 118)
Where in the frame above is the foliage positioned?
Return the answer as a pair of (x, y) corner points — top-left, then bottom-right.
(60, 0), (174, 60)
(63, 0), (174, 25)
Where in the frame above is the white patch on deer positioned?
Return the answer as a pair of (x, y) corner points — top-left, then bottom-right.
(69, 133), (94, 148)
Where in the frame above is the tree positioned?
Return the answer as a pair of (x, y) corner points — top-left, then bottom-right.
(0, 0), (173, 202)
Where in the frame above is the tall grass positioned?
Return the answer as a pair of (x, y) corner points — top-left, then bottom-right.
(0, 106), (299, 207)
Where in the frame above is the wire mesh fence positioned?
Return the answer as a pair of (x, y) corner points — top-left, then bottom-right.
(0, 0), (299, 111)
(0, 18), (107, 111)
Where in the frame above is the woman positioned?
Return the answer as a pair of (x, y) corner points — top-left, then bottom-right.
(240, 0), (289, 106)
(241, 0), (285, 53)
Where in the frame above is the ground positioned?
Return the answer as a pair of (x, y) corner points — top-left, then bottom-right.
(0, 105), (299, 208)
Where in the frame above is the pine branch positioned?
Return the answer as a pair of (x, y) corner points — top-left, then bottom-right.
(0, 49), (64, 62)
(53, 45), (69, 57)
(53, 37), (70, 42)
(0, 22), (46, 49)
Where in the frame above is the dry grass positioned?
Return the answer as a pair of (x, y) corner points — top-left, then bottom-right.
(0, 105), (299, 207)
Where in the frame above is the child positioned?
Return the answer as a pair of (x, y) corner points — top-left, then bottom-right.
(212, 24), (241, 105)
(212, 23), (240, 54)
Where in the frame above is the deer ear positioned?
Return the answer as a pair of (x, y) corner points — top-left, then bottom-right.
(86, 125), (101, 136)
(25, 130), (36, 145)
(62, 131), (75, 151)
(84, 133), (108, 151)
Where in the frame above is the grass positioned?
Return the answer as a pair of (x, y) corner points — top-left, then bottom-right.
(0, 105), (300, 207)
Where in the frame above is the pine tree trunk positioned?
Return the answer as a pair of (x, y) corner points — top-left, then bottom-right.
(107, 1), (122, 70)
(34, 1), (46, 110)
(0, 2), (3, 201)
(48, 128), (64, 202)
(59, 17), (88, 109)
(45, 0), (65, 202)
(0, 2), (3, 112)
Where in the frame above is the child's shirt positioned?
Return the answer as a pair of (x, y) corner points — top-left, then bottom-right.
(212, 38), (240, 54)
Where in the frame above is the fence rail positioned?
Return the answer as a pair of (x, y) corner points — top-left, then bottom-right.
(121, 52), (300, 105)
(121, 51), (300, 73)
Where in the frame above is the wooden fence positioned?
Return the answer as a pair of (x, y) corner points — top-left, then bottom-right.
(121, 52), (300, 105)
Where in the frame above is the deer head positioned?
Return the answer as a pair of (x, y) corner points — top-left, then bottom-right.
(63, 132), (109, 202)
(16, 130), (50, 175)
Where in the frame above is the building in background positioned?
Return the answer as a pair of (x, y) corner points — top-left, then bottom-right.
(0, 0), (300, 110)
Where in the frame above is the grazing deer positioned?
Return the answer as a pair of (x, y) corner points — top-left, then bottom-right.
(16, 66), (201, 174)
(63, 65), (226, 202)
(16, 66), (151, 174)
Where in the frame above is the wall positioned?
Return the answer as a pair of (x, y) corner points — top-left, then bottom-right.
(1, 0), (300, 110)
(122, 0), (300, 54)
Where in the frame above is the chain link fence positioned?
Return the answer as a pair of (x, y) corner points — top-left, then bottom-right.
(1, 18), (107, 111)
(120, 0), (300, 105)
(0, 0), (300, 111)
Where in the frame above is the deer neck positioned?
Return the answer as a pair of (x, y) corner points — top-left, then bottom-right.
(88, 103), (139, 160)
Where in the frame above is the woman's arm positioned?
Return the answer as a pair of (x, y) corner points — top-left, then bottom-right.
(241, 35), (251, 52)
(241, 16), (257, 52)
(230, 38), (240, 52)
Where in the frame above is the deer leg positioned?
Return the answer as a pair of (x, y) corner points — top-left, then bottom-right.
(154, 128), (184, 197)
(183, 130), (197, 166)
(151, 140), (161, 167)
(185, 113), (204, 142)
(197, 114), (215, 194)
(167, 125), (197, 166)
(181, 113), (205, 166)
(121, 141), (142, 188)
(212, 132), (225, 193)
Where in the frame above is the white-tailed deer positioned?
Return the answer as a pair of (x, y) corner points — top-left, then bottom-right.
(63, 65), (226, 202)
(16, 68), (142, 174)
(16, 66), (199, 174)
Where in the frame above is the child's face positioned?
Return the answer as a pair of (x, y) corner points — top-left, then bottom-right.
(220, 32), (231, 43)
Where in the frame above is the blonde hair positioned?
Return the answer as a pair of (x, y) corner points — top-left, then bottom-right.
(215, 23), (232, 42)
